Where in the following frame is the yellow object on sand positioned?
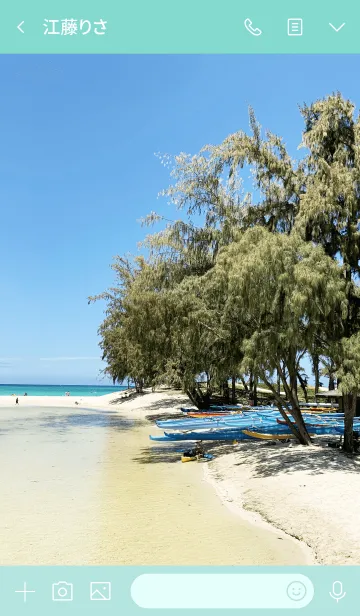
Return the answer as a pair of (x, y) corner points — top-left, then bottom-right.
(181, 455), (199, 463)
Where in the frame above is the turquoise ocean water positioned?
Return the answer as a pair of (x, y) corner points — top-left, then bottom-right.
(0, 384), (128, 397)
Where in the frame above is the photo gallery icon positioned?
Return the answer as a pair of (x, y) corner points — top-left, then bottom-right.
(90, 582), (111, 601)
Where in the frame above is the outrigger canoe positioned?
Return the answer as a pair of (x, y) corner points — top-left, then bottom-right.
(242, 429), (295, 440)
(276, 418), (326, 427)
(186, 411), (244, 418)
(152, 430), (254, 441)
(241, 429), (316, 440)
(298, 408), (338, 413)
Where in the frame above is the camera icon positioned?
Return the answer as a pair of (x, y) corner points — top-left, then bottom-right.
(52, 581), (73, 602)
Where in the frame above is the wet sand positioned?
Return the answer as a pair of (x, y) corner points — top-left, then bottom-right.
(0, 394), (310, 565)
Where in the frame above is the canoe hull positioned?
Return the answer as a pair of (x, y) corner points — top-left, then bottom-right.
(242, 430), (296, 440)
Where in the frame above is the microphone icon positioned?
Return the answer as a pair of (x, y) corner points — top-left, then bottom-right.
(330, 581), (346, 602)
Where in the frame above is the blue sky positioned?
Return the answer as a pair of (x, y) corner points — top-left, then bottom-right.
(0, 54), (358, 384)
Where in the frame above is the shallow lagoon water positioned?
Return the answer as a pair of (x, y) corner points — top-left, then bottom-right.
(0, 404), (308, 565)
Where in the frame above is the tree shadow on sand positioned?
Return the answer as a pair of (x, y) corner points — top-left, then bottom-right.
(144, 396), (189, 413)
(221, 437), (360, 478)
(132, 443), (185, 464)
(146, 411), (185, 423)
(109, 391), (147, 405)
(133, 438), (218, 465)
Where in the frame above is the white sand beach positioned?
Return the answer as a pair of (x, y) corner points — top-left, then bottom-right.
(1, 388), (357, 566)
(206, 439), (360, 565)
(0, 390), (309, 566)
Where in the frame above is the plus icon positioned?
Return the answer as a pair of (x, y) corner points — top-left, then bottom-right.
(15, 582), (36, 603)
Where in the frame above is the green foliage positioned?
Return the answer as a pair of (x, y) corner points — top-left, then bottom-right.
(334, 334), (360, 394)
(92, 93), (360, 448)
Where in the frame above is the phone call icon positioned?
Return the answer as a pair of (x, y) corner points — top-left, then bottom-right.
(244, 18), (262, 36)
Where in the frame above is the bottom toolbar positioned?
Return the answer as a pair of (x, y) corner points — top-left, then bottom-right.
(1, 566), (359, 614)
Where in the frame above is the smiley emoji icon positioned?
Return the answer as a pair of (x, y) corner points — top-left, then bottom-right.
(287, 581), (307, 601)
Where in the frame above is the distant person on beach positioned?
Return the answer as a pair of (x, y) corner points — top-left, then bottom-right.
(24, 392), (27, 396)
(15, 397), (19, 405)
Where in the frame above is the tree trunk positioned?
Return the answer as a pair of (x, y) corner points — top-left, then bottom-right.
(186, 384), (210, 410)
(222, 380), (230, 404)
(290, 405), (312, 445)
(343, 392), (357, 453)
(277, 370), (281, 395)
(285, 375), (311, 444)
(249, 372), (258, 406)
(289, 368), (298, 397)
(260, 368), (311, 445)
(325, 360), (336, 390)
(312, 354), (320, 394)
(289, 373), (311, 444)
(276, 361), (311, 445)
(240, 374), (249, 393)
(253, 376), (258, 406)
(231, 376), (236, 404)
(274, 402), (312, 444)
(206, 372), (212, 396)
(249, 372), (253, 399)
(297, 371), (309, 403)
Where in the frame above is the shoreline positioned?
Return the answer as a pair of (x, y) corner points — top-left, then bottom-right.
(0, 389), (310, 565)
(202, 463), (315, 565)
(205, 438), (360, 565)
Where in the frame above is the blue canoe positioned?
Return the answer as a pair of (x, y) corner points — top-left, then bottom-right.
(150, 432), (253, 442)
(150, 422), (345, 441)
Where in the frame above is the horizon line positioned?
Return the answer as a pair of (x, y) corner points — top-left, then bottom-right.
(0, 383), (127, 387)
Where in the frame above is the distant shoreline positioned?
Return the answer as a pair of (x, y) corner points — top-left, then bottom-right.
(0, 384), (130, 397)
(0, 383), (129, 387)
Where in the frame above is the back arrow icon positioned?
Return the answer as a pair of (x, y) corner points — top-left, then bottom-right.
(17, 21), (24, 33)
(329, 22), (345, 32)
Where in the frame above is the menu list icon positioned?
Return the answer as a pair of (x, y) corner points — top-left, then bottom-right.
(288, 18), (303, 36)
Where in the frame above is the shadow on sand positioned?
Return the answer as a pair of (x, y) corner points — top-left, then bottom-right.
(216, 437), (360, 478)
(132, 442), (185, 464)
(133, 433), (360, 475)
(145, 410), (185, 424)
(109, 391), (147, 405)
